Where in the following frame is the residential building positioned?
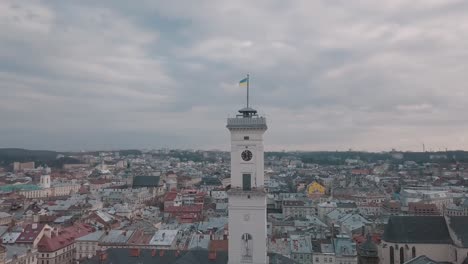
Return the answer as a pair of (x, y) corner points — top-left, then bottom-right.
(37, 224), (94, 264)
(75, 231), (105, 260)
(2, 245), (38, 264)
(0, 213), (12, 226)
(282, 200), (316, 218)
(334, 234), (358, 264)
(289, 235), (313, 263)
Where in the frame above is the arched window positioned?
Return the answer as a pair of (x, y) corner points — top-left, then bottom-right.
(400, 247), (405, 264)
(241, 233), (253, 262)
(412, 247), (416, 258)
(390, 246), (395, 264)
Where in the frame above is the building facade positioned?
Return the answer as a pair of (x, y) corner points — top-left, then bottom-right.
(379, 216), (468, 264)
(227, 104), (268, 264)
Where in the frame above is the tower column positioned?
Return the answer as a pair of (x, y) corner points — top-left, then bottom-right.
(227, 105), (268, 264)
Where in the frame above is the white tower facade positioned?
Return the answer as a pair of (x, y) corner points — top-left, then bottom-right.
(40, 174), (51, 189)
(227, 106), (268, 264)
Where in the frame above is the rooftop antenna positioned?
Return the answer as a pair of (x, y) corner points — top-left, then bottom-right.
(247, 73), (250, 108)
(238, 74), (257, 118)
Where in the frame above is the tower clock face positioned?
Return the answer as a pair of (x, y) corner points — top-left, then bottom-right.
(241, 150), (253, 161)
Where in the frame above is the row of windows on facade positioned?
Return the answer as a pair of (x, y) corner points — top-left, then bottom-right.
(40, 260), (72, 264)
(292, 254), (352, 264)
(10, 256), (35, 264)
(40, 251), (73, 260)
(79, 245), (95, 251)
(40, 245), (73, 258)
(389, 246), (416, 264)
(292, 253), (312, 261)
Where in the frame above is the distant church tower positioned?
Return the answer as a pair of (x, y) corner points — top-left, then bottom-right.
(40, 174), (51, 189)
(358, 233), (379, 264)
(227, 75), (268, 264)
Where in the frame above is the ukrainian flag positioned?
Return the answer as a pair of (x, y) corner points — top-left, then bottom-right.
(239, 77), (249, 87)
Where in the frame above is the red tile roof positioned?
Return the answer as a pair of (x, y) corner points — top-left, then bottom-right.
(164, 204), (203, 213)
(351, 169), (371, 175)
(16, 223), (46, 243)
(37, 224), (94, 252)
(89, 179), (112, 184)
(164, 192), (178, 202)
(353, 233), (381, 244)
(127, 229), (153, 245)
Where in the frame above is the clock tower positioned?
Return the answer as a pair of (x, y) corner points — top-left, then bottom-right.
(227, 94), (268, 263)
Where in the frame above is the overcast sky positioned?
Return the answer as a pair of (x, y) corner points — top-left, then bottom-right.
(1, 0), (468, 152)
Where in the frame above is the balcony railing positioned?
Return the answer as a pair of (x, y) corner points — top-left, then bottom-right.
(228, 186), (266, 197)
(227, 117), (267, 129)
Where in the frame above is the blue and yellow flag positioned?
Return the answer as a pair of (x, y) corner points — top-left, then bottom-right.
(239, 77), (248, 87)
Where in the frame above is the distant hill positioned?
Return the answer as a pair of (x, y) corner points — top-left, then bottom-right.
(267, 150), (468, 165)
(62, 149), (142, 157)
(0, 148), (61, 163)
(0, 148), (142, 168)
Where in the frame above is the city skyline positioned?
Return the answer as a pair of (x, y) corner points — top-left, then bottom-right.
(2, 1), (468, 151)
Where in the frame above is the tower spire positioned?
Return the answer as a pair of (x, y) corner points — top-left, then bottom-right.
(227, 80), (268, 264)
(246, 74), (250, 108)
(238, 74), (258, 118)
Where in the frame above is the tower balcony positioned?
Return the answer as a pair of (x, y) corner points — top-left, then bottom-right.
(227, 186), (266, 197)
(226, 117), (267, 130)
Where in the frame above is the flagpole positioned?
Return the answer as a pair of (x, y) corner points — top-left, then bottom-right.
(247, 74), (250, 108)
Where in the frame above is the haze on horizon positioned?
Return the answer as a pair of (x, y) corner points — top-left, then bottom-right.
(1, 1), (468, 152)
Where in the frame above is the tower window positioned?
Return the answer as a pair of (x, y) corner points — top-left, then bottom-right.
(241, 233), (253, 262)
(400, 247), (404, 264)
(244, 136), (249, 140)
(243, 174), (251, 191)
(390, 246), (394, 264)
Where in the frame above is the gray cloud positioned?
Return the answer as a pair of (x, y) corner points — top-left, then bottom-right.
(1, 0), (468, 151)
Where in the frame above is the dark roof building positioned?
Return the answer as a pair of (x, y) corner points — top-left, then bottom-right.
(382, 216), (452, 244)
(132, 176), (161, 188)
(380, 216), (468, 264)
(446, 216), (468, 247)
